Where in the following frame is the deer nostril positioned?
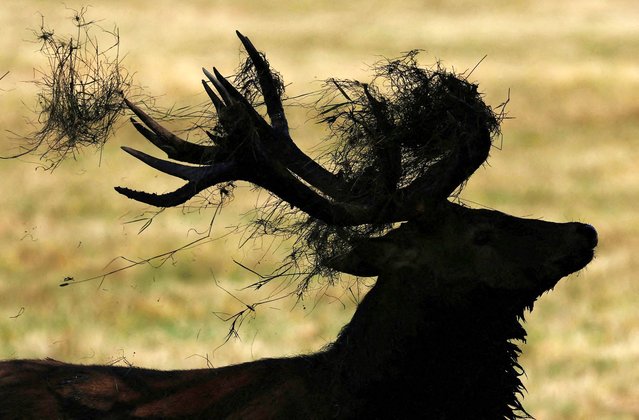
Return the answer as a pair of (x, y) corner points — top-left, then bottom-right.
(579, 224), (598, 248)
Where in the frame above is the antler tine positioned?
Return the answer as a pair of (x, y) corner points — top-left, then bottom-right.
(121, 146), (221, 182)
(125, 99), (215, 165)
(201, 79), (224, 113)
(115, 148), (238, 207)
(115, 184), (207, 208)
(202, 67), (266, 127)
(236, 31), (289, 136)
(202, 68), (235, 106)
(202, 67), (257, 112)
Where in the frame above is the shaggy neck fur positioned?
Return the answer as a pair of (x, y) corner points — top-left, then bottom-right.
(326, 269), (533, 419)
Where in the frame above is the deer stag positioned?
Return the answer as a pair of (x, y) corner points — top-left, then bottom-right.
(0, 32), (597, 419)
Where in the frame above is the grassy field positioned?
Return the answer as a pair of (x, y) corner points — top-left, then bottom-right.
(1, 1), (638, 418)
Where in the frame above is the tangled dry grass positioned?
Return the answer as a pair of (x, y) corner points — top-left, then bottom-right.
(14, 8), (131, 168)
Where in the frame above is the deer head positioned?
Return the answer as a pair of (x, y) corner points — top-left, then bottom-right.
(327, 202), (597, 296)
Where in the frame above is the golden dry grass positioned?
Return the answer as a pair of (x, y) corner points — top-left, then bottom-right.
(0, 1), (638, 418)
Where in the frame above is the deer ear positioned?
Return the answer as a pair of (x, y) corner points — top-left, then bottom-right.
(322, 239), (386, 277)
(323, 220), (417, 277)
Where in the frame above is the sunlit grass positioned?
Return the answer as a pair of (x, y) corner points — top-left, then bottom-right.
(1, 1), (638, 418)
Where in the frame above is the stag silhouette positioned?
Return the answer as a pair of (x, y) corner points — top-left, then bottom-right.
(0, 32), (597, 419)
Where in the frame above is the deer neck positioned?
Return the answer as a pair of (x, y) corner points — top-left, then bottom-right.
(327, 269), (531, 418)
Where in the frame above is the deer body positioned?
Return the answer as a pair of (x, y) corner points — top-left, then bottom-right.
(1, 32), (598, 418)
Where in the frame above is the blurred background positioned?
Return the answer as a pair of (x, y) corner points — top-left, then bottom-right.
(0, 0), (637, 418)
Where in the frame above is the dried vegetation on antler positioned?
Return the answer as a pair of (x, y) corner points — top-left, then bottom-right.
(21, 23), (505, 297)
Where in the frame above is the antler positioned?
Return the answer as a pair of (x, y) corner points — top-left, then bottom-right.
(116, 32), (491, 225)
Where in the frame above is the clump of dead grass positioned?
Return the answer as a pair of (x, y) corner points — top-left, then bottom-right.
(15, 8), (131, 168)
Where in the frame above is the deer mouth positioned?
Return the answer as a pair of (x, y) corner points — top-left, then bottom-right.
(559, 249), (595, 274)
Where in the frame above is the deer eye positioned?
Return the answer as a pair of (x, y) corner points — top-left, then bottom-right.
(472, 230), (493, 246)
